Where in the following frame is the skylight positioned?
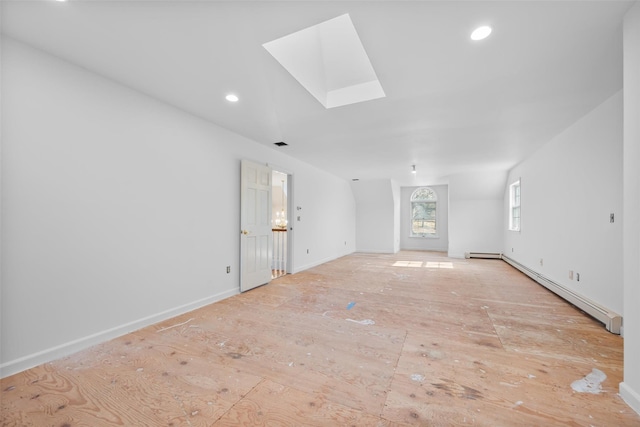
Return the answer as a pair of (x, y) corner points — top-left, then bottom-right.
(263, 14), (385, 109)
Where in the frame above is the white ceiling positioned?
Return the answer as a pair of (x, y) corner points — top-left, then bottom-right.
(1, 0), (631, 186)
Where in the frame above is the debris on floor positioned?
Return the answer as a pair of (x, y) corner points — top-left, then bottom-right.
(411, 374), (425, 382)
(346, 318), (375, 325)
(571, 368), (607, 394)
(157, 318), (194, 332)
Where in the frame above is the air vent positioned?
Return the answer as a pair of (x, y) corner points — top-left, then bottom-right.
(274, 142), (288, 147)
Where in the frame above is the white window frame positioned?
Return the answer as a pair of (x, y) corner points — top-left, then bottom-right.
(410, 187), (438, 238)
(509, 180), (521, 231)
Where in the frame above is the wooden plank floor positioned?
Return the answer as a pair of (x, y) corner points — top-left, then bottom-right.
(2, 251), (639, 426)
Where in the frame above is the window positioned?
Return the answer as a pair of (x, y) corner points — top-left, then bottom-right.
(410, 187), (437, 237)
(509, 180), (521, 231)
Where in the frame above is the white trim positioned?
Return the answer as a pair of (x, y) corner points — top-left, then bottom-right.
(0, 288), (238, 378)
(502, 255), (621, 334)
(620, 382), (640, 416)
(508, 179), (521, 231)
(292, 252), (354, 273)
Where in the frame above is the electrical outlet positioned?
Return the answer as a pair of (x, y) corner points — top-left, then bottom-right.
(610, 213), (615, 223)
(226, 266), (231, 274)
(569, 270), (574, 280)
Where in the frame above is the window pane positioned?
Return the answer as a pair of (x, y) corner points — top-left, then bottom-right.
(412, 219), (436, 234)
(411, 201), (436, 235)
(411, 188), (436, 201)
(509, 181), (521, 231)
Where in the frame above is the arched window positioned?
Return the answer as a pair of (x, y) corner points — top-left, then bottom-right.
(410, 187), (437, 237)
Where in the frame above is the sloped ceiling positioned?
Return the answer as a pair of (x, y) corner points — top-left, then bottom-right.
(0, 0), (630, 186)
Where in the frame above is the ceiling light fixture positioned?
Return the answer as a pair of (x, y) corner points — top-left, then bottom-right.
(470, 26), (492, 41)
(411, 165), (416, 174)
(225, 94), (239, 102)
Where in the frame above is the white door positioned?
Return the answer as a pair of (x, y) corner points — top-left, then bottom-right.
(240, 160), (272, 292)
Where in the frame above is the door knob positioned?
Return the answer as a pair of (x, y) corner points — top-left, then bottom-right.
(242, 230), (250, 235)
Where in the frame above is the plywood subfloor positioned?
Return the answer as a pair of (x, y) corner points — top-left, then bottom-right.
(2, 251), (638, 426)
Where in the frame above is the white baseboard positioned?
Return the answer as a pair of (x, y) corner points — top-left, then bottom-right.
(502, 255), (621, 334)
(620, 382), (640, 416)
(0, 288), (238, 379)
(292, 252), (352, 274)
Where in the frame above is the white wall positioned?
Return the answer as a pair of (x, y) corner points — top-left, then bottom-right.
(448, 171), (505, 258)
(291, 168), (356, 272)
(352, 179), (396, 253)
(400, 185), (449, 252)
(621, 0), (640, 415)
(392, 180), (401, 253)
(504, 91), (623, 315)
(0, 38), (356, 377)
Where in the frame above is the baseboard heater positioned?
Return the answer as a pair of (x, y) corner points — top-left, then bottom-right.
(501, 254), (622, 335)
(465, 252), (503, 259)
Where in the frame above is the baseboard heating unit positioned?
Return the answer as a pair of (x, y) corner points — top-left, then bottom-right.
(501, 254), (622, 335)
(465, 252), (503, 259)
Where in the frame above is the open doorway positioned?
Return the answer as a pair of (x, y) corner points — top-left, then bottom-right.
(271, 170), (289, 279)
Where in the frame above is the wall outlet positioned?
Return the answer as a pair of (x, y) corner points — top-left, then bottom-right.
(569, 270), (574, 280)
(226, 266), (231, 274)
(610, 213), (615, 223)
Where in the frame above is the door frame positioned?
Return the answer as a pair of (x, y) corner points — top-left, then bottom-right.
(268, 163), (294, 275)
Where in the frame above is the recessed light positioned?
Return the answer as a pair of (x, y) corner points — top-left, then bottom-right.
(225, 94), (239, 102)
(471, 26), (492, 41)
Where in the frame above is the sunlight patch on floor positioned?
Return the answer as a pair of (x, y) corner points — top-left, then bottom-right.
(392, 261), (454, 269)
(425, 262), (453, 269)
(392, 261), (423, 268)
